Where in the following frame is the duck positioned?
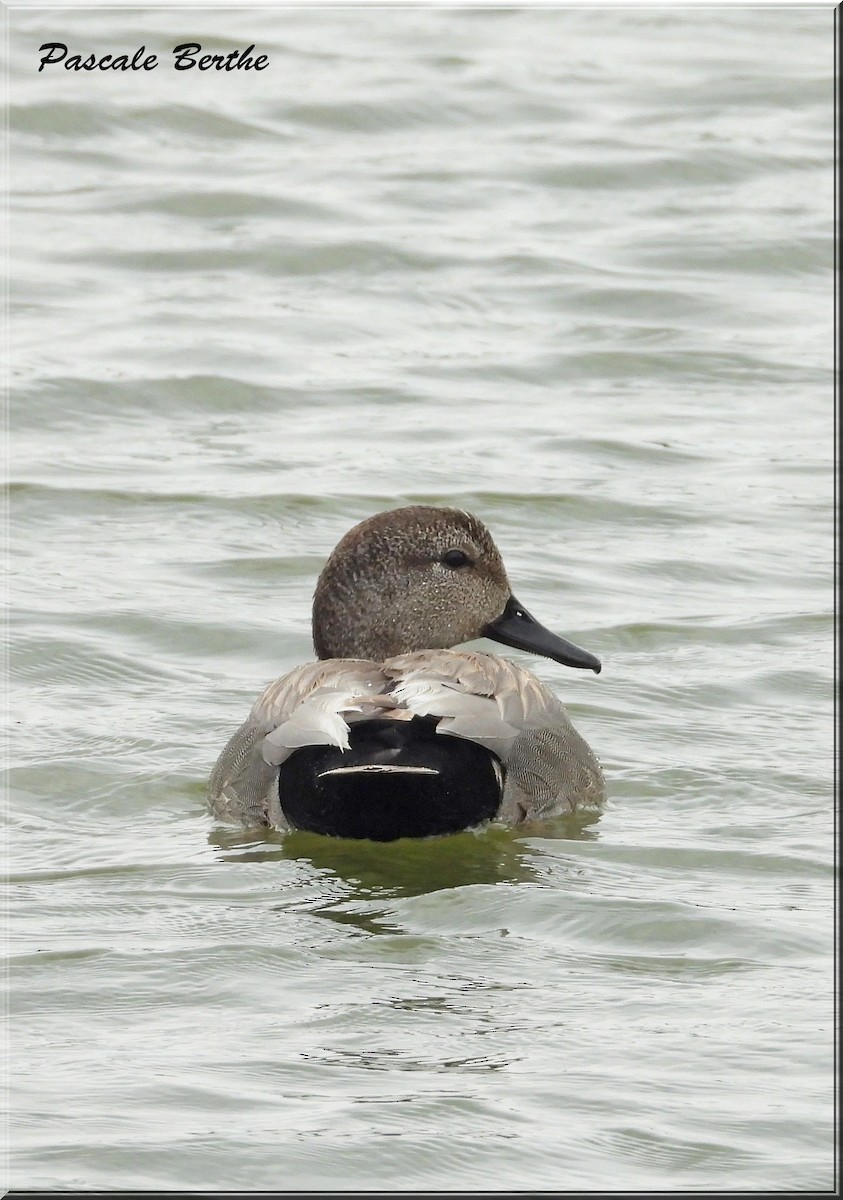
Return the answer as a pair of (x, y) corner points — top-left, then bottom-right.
(208, 505), (604, 840)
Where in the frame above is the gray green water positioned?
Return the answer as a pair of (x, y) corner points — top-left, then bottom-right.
(6, 3), (836, 1192)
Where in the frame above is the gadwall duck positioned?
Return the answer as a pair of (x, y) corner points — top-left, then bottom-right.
(208, 506), (604, 839)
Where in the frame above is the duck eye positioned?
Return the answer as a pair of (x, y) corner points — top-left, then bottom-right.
(441, 549), (470, 569)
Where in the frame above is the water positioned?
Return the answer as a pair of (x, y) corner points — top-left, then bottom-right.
(6, 4), (836, 1192)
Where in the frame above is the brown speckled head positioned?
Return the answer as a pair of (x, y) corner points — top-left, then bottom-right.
(312, 506), (512, 660)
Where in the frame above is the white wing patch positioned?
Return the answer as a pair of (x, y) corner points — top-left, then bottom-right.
(384, 649), (563, 759)
(249, 660), (392, 767)
(245, 649), (567, 770)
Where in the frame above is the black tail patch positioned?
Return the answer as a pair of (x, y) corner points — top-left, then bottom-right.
(278, 717), (503, 841)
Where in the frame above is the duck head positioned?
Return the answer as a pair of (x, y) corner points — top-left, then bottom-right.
(312, 505), (601, 673)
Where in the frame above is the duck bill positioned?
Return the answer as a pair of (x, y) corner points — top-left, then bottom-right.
(483, 596), (602, 674)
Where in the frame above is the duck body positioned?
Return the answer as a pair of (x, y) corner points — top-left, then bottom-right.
(208, 507), (604, 838)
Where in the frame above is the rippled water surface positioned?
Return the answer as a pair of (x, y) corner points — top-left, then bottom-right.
(7, 3), (836, 1192)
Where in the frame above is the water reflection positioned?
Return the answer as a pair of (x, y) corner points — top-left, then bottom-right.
(209, 810), (602, 900)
